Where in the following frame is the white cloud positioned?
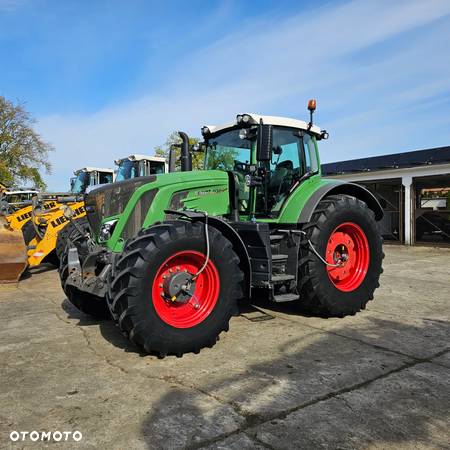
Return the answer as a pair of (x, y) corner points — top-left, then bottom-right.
(37, 0), (450, 189)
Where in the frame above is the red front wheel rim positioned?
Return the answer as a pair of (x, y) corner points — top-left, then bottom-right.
(326, 222), (370, 292)
(152, 250), (220, 328)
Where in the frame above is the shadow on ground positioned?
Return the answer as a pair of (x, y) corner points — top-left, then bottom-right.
(138, 315), (449, 449)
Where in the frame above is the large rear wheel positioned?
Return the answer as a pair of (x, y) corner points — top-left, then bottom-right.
(298, 194), (383, 316)
(108, 220), (243, 356)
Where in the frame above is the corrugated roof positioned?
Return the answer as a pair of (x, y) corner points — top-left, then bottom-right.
(321, 146), (450, 176)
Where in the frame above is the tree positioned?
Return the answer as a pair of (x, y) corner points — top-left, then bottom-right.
(0, 96), (53, 189)
(154, 131), (204, 171)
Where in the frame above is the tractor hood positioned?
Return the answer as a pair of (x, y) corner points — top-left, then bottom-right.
(85, 170), (230, 246)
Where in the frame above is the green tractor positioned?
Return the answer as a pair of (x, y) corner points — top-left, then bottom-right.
(60, 101), (383, 356)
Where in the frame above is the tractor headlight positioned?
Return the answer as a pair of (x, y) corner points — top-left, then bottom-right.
(242, 114), (252, 123)
(99, 219), (118, 242)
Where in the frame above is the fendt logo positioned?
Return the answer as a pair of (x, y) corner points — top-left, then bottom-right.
(50, 206), (85, 228)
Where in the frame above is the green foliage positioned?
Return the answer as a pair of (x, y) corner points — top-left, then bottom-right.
(0, 96), (53, 189)
(154, 131), (204, 171)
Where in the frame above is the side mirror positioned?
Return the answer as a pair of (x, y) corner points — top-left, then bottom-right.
(256, 124), (272, 161)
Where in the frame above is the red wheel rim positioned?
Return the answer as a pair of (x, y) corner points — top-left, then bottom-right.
(325, 222), (370, 292)
(151, 250), (220, 328)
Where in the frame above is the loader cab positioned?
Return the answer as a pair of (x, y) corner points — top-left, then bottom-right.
(115, 155), (167, 182)
(71, 167), (114, 194)
(202, 112), (326, 218)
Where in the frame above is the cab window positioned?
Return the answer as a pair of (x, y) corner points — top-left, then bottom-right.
(265, 128), (318, 214)
(268, 128), (303, 212)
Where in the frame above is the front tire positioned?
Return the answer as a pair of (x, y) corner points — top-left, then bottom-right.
(298, 194), (383, 316)
(108, 220), (244, 356)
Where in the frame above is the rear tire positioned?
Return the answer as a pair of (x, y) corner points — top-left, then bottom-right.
(298, 194), (383, 316)
(108, 220), (243, 356)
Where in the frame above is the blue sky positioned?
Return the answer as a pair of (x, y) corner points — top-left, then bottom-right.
(1, 0), (450, 190)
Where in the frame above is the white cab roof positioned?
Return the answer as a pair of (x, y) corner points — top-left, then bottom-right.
(74, 167), (114, 175)
(4, 190), (38, 195)
(205, 113), (322, 135)
(116, 155), (166, 163)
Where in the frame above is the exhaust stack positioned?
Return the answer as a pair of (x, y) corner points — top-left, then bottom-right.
(178, 131), (192, 172)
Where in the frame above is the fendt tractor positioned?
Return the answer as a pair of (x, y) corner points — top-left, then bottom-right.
(60, 101), (383, 356)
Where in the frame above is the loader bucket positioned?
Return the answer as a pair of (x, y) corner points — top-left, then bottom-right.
(0, 215), (27, 283)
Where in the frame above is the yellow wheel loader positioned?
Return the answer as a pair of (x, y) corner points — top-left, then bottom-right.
(0, 167), (113, 282)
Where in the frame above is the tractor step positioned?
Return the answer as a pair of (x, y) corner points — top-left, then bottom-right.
(272, 253), (288, 275)
(272, 274), (295, 283)
(272, 293), (299, 303)
(270, 234), (284, 241)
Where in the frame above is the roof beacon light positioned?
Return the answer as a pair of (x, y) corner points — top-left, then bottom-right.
(307, 98), (316, 130)
(308, 99), (317, 112)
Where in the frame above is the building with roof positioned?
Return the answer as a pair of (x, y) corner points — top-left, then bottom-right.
(322, 146), (450, 246)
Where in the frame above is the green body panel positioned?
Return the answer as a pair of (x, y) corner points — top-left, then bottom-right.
(260, 175), (334, 224)
(105, 170), (230, 252)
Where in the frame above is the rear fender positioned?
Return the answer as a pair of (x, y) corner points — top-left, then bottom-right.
(298, 181), (383, 223)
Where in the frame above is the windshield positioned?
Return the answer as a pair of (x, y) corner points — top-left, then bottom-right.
(204, 128), (252, 171)
(116, 160), (138, 181)
(71, 171), (89, 193)
(150, 161), (165, 174)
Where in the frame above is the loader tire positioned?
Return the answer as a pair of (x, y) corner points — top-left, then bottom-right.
(22, 220), (36, 245)
(298, 194), (383, 317)
(59, 228), (109, 319)
(108, 220), (244, 357)
(56, 216), (89, 260)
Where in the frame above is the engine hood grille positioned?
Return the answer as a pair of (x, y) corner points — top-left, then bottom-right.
(85, 175), (156, 236)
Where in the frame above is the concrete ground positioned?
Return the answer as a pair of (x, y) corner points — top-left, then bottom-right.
(0, 245), (449, 449)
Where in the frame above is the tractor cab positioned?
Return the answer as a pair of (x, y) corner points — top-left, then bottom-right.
(200, 109), (329, 218)
(115, 155), (167, 181)
(71, 167), (114, 194)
